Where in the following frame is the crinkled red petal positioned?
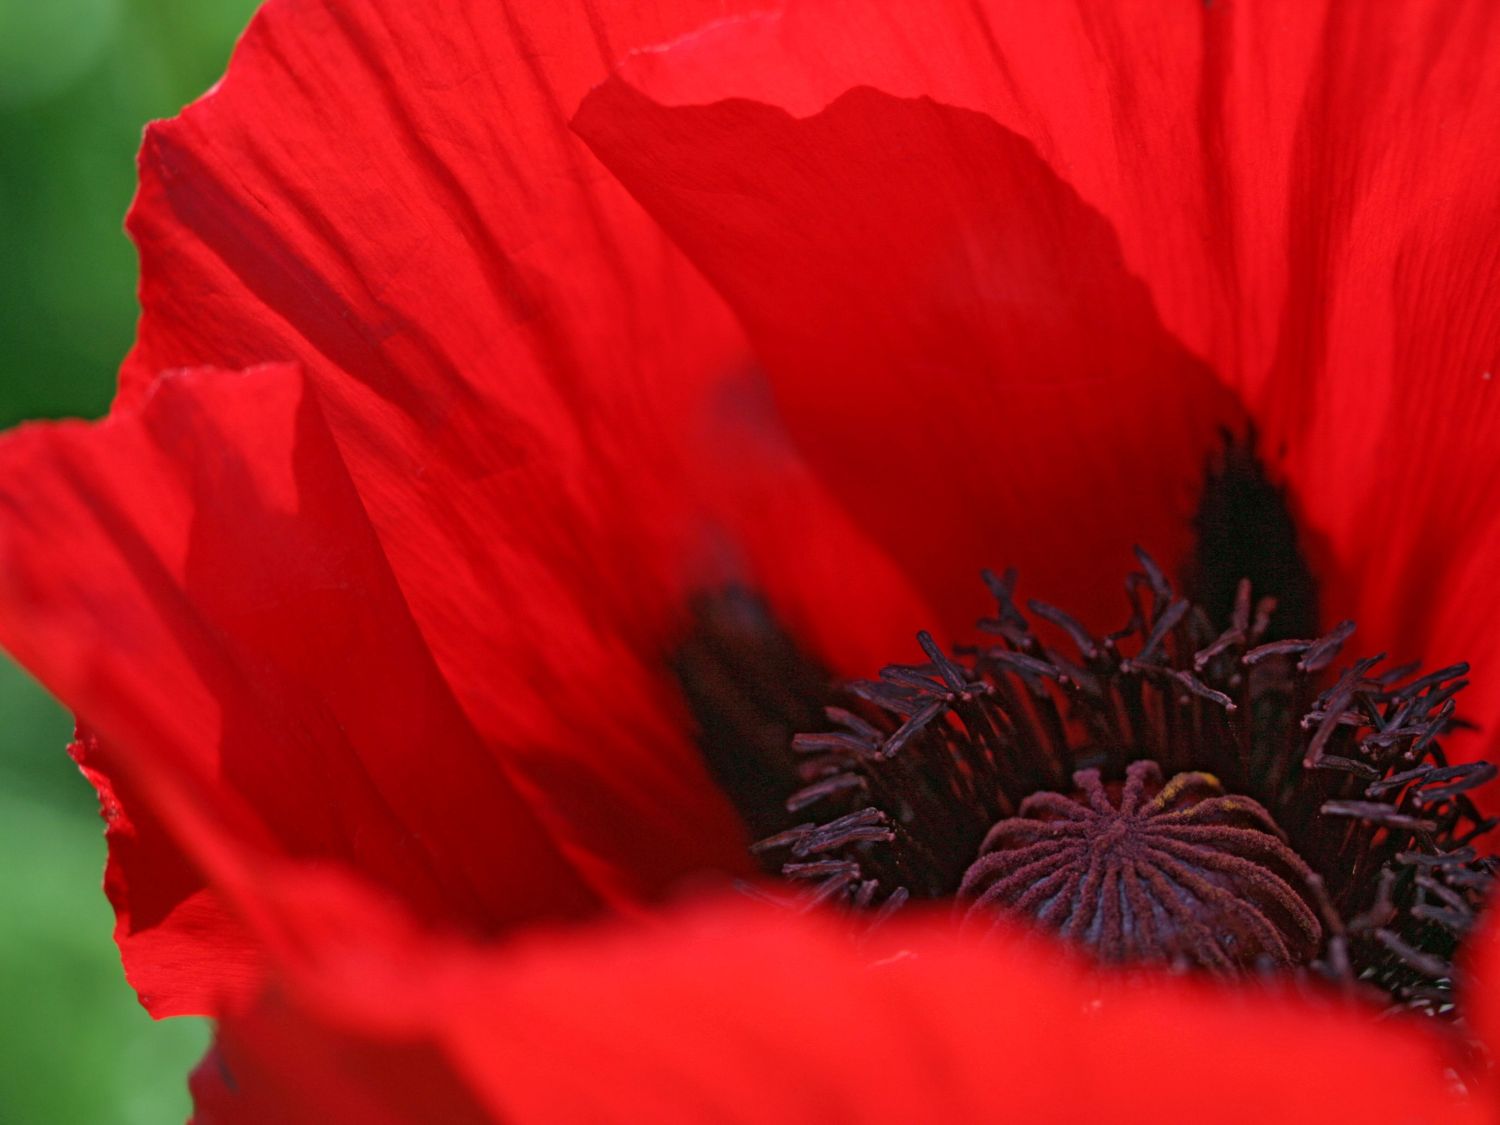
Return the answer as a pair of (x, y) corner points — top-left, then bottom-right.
(576, 75), (1245, 640)
(187, 893), (1482, 1124)
(584, 2), (1500, 796)
(120, 0), (796, 918)
(69, 726), (263, 1017)
(684, 364), (939, 673)
(1245, 6), (1500, 808)
(0, 365), (611, 1013)
(1468, 909), (1500, 1103)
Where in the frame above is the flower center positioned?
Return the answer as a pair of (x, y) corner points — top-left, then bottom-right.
(679, 553), (1495, 1017)
(959, 760), (1324, 970)
(675, 450), (1496, 1018)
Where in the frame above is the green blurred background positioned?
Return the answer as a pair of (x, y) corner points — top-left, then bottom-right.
(0, 0), (258, 1119)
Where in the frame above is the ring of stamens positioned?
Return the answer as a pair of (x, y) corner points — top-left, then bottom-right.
(750, 549), (1496, 1016)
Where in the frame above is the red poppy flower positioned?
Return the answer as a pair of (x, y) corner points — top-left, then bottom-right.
(0, 0), (1497, 1120)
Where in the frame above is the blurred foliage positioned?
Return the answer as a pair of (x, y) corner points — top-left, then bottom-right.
(0, 0), (260, 1119)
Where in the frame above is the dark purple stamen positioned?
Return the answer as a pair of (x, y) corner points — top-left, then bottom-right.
(748, 553), (1495, 1016)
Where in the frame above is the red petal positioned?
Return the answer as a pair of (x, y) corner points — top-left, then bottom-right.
(1469, 908), (1500, 1102)
(69, 727), (263, 1017)
(573, 3), (1429, 414)
(1244, 6), (1500, 798)
(581, 3), (1500, 785)
(686, 366), (938, 674)
(576, 71), (1244, 639)
(190, 893), (1481, 1124)
(0, 365), (610, 1014)
(121, 0), (774, 909)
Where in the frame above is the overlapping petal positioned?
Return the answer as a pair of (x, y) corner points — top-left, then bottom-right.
(185, 890), (1486, 1124)
(0, 9), (1494, 1119)
(0, 353), (928, 1015)
(120, 0), (772, 912)
(0, 0), (954, 1016)
(0, 364), (611, 1012)
(576, 0), (1500, 790)
(577, 77), (1244, 640)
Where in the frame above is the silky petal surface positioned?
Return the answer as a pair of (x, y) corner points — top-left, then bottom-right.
(1470, 909), (1500, 1106)
(579, 0), (1500, 784)
(1, 0), (952, 1017)
(187, 893), (1482, 1125)
(0, 365), (605, 1013)
(121, 0), (782, 910)
(577, 81), (1244, 638)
